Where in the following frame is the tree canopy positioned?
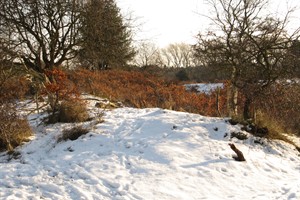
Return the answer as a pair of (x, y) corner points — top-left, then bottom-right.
(194, 0), (300, 119)
(78, 0), (135, 70)
(0, 0), (82, 73)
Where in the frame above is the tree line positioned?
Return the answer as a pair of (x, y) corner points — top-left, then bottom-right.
(133, 42), (196, 68)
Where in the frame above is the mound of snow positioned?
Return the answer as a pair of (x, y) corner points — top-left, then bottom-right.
(0, 97), (299, 200)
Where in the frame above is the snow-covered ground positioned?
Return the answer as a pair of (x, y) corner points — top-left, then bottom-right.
(185, 83), (224, 94)
(0, 96), (299, 200)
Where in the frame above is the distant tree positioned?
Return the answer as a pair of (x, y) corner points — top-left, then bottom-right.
(133, 42), (161, 67)
(175, 69), (190, 81)
(133, 42), (195, 68)
(79, 0), (135, 70)
(162, 43), (194, 68)
(194, 0), (300, 120)
(166, 44), (183, 68)
(160, 48), (173, 67)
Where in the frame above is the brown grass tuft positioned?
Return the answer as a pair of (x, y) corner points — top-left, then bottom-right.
(0, 103), (32, 152)
(57, 99), (90, 123)
(58, 126), (89, 142)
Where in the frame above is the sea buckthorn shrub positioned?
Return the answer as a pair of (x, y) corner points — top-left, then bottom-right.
(43, 68), (89, 124)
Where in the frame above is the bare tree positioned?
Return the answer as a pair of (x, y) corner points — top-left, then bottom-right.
(179, 43), (194, 67)
(289, 39), (300, 77)
(161, 43), (194, 68)
(194, 0), (300, 120)
(167, 44), (183, 68)
(0, 0), (84, 117)
(0, 0), (82, 73)
(133, 42), (160, 67)
(160, 48), (172, 67)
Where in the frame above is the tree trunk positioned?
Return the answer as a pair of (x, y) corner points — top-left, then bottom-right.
(216, 87), (222, 117)
(243, 97), (252, 121)
(227, 66), (239, 117)
(227, 82), (238, 117)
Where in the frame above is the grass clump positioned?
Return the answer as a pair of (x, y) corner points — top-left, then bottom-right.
(0, 103), (32, 152)
(255, 111), (292, 143)
(58, 99), (89, 123)
(58, 126), (89, 142)
(47, 99), (89, 124)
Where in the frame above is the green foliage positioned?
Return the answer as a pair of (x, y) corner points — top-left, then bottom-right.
(175, 69), (190, 81)
(79, 0), (135, 69)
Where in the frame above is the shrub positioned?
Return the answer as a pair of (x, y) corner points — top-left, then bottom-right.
(68, 69), (228, 117)
(68, 68), (300, 142)
(255, 82), (300, 136)
(0, 102), (32, 152)
(43, 68), (79, 115)
(0, 70), (30, 102)
(0, 67), (32, 152)
(48, 99), (89, 123)
(175, 69), (190, 81)
(59, 99), (89, 123)
(57, 126), (89, 142)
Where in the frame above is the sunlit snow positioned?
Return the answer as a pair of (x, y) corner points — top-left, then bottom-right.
(0, 95), (299, 200)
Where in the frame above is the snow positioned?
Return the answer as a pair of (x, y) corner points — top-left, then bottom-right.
(185, 83), (224, 94)
(1, 95), (300, 200)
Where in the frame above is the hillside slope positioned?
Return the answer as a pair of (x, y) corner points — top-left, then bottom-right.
(0, 96), (299, 200)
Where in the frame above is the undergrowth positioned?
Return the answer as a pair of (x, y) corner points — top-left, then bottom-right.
(0, 67), (32, 152)
(0, 102), (32, 152)
(68, 69), (228, 117)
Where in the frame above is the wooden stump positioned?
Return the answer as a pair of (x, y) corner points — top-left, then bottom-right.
(229, 143), (246, 161)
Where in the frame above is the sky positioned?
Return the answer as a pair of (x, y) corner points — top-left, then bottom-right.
(117, 0), (206, 47)
(117, 0), (300, 48)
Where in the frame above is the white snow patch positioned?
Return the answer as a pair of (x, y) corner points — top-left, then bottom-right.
(185, 83), (224, 94)
(0, 96), (299, 200)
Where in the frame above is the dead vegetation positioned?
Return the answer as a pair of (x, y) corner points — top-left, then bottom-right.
(0, 102), (32, 152)
(57, 126), (90, 142)
(68, 69), (228, 117)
